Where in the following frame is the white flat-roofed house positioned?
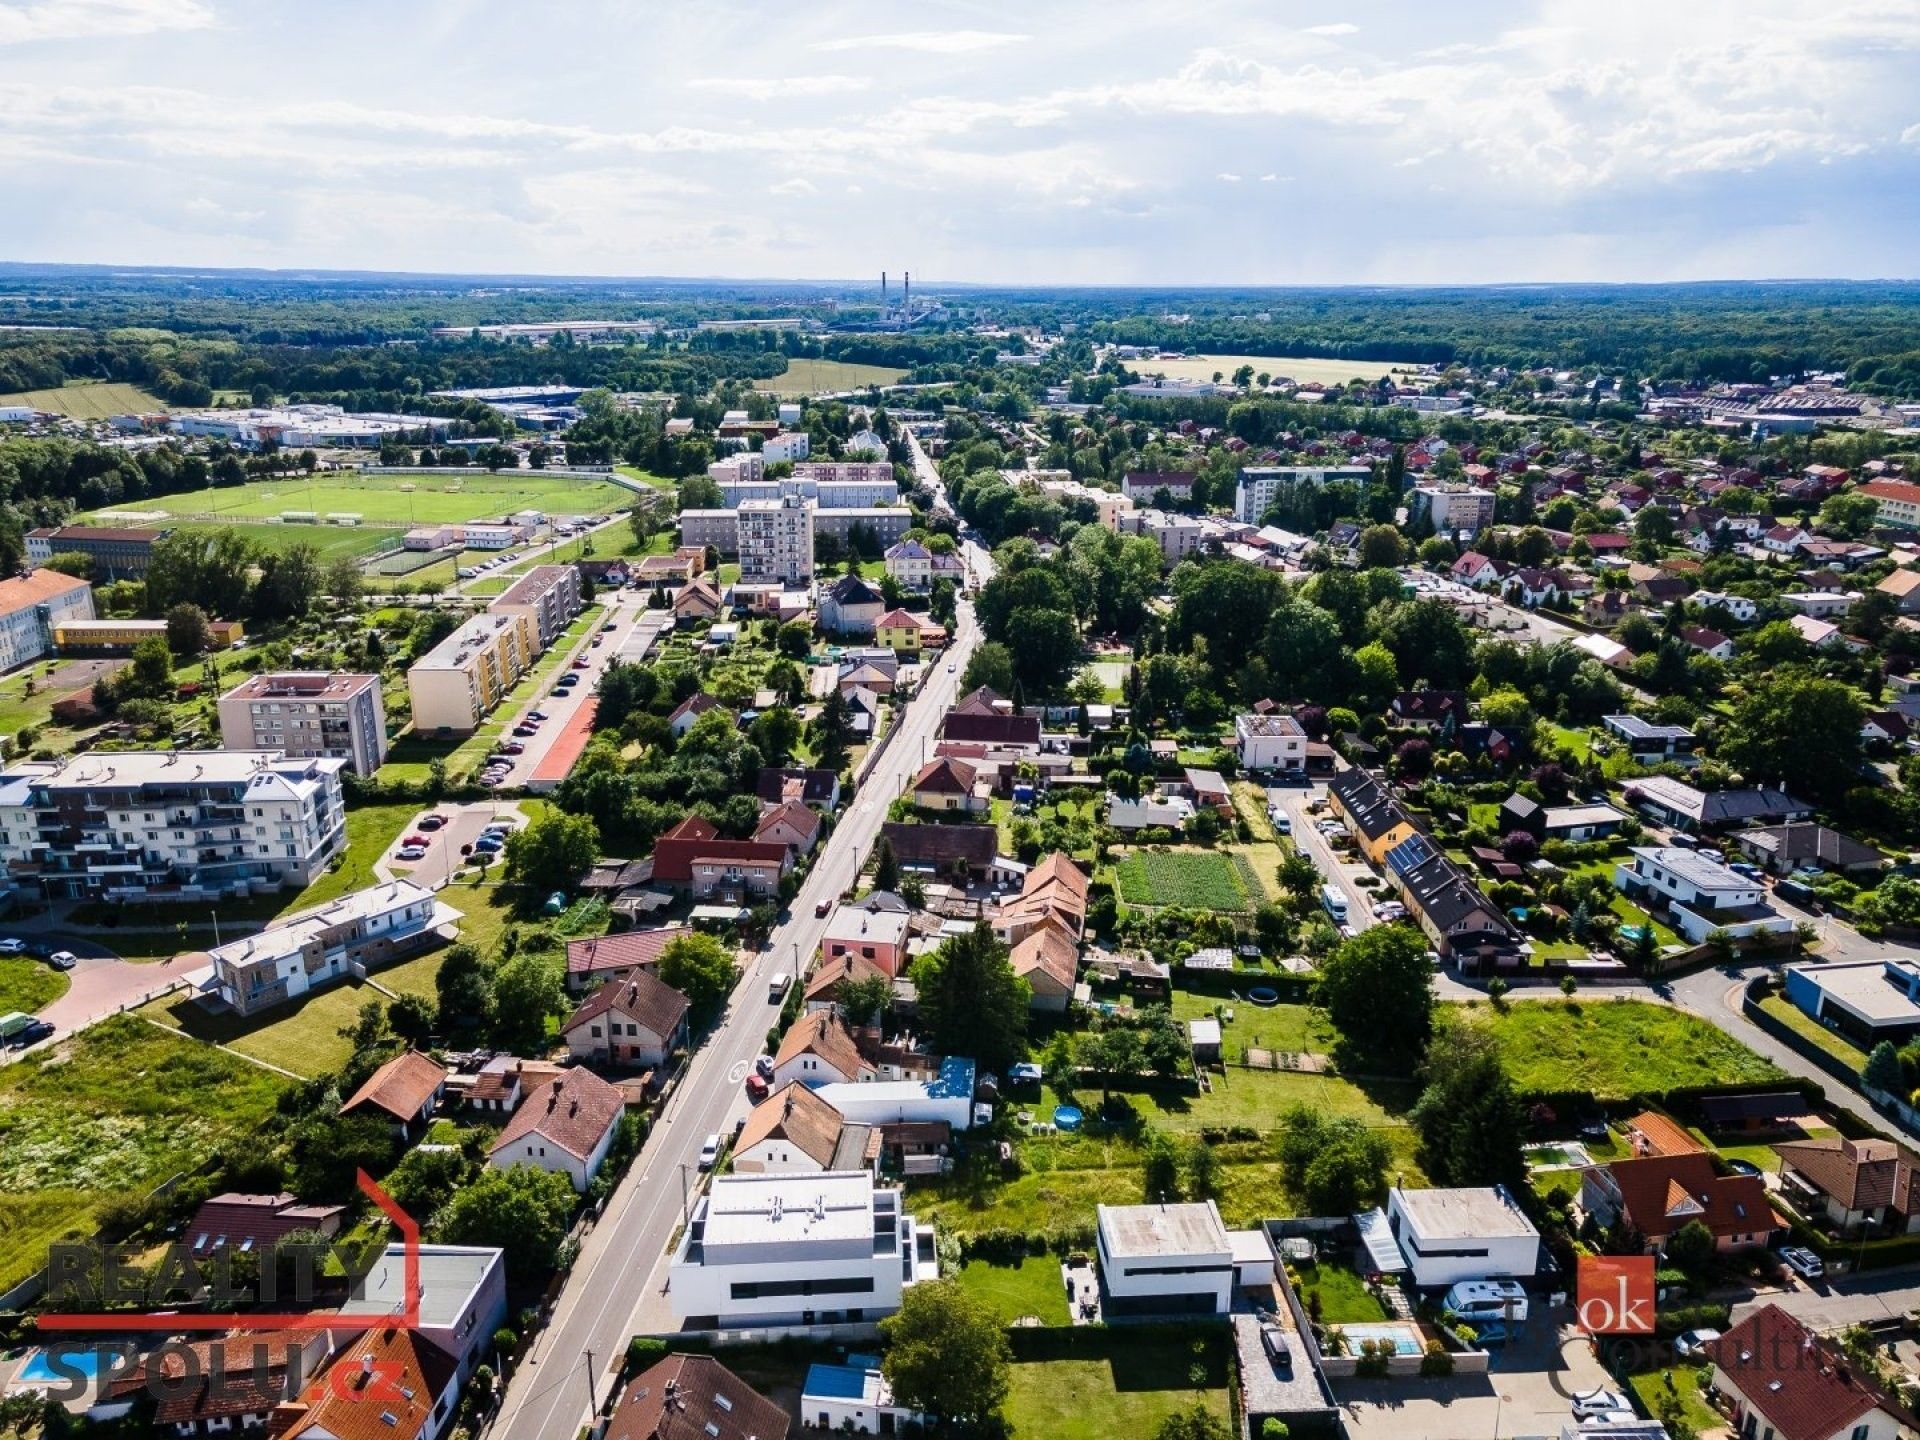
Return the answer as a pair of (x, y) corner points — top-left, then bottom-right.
(1385, 1185), (1540, 1289)
(1096, 1201), (1235, 1316)
(668, 1171), (937, 1328)
(1613, 846), (1794, 944)
(1235, 712), (1308, 773)
(337, 1244), (507, 1383)
(1603, 714), (1700, 765)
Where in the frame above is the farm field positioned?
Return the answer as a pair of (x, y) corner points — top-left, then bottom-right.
(1474, 999), (1785, 1100)
(1113, 849), (1252, 911)
(1126, 352), (1430, 388)
(750, 358), (907, 395)
(0, 380), (166, 419)
(81, 471), (634, 526)
(0, 1016), (288, 1292)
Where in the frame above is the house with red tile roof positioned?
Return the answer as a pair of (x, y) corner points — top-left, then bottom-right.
(605, 1353), (790, 1440)
(753, 799), (821, 856)
(562, 971), (691, 1070)
(186, 1193), (345, 1258)
(771, 1010), (876, 1090)
(996, 853), (1089, 945)
(1708, 1304), (1914, 1440)
(98, 1333), (328, 1435)
(488, 1066), (626, 1192)
(339, 1051), (448, 1138)
(1010, 917), (1078, 1013)
(1579, 1153), (1779, 1253)
(910, 756), (985, 813)
(648, 815), (791, 900)
(565, 925), (691, 994)
(272, 1326), (459, 1440)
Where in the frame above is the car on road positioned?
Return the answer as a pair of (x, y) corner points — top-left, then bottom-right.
(5, 1018), (53, 1048)
(514, 725), (537, 737)
(48, 951), (77, 970)
(417, 814), (447, 831)
(768, 972), (792, 1003)
(745, 1072), (769, 1100)
(404, 833), (430, 847)
(396, 845), (429, 861)
(698, 1134), (721, 1171)
(528, 710), (549, 721)
(0, 938), (24, 954)
(499, 742), (525, 755)
(946, 661), (956, 673)
(1673, 1328), (1722, 1358)
(1570, 1389), (1632, 1421)
(815, 897), (833, 917)
(1778, 1246), (1824, 1280)
(1268, 810), (1292, 834)
(572, 658), (591, 669)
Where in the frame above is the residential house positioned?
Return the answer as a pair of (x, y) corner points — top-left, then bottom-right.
(757, 766), (841, 810)
(1782, 959), (1920, 1049)
(1107, 791), (1194, 832)
(1234, 712), (1308, 773)
(94, 1334), (328, 1436)
(996, 853), (1089, 943)
(1784, 589), (1859, 619)
(1179, 768), (1233, 816)
(1388, 690), (1471, 734)
(336, 1245), (506, 1383)
(1708, 1305), (1915, 1440)
(821, 903), (912, 978)
(801, 1361), (920, 1437)
(884, 538), (963, 593)
(1384, 832), (1517, 967)
(1613, 846), (1794, 943)
(464, 1057), (565, 1116)
(1603, 715), (1699, 765)
(804, 952), (892, 1016)
(1498, 793), (1627, 843)
(1580, 1153), (1777, 1253)
(773, 1009), (878, 1089)
(1096, 1201), (1238, 1316)
(607, 1353), (791, 1440)
(733, 1081), (874, 1175)
(910, 756), (984, 813)
(273, 1327), (460, 1440)
(1329, 767), (1418, 865)
(184, 1192), (345, 1259)
(339, 1050), (447, 1138)
(1384, 1185), (1541, 1289)
(940, 709), (1042, 750)
(673, 575), (723, 624)
(1692, 589), (1760, 624)
(1624, 775), (1811, 833)
(753, 800), (821, 857)
(875, 608), (942, 654)
(1790, 613), (1852, 650)
(1877, 569), (1920, 615)
(1681, 625), (1736, 661)
(565, 925), (688, 994)
(667, 692), (722, 738)
(880, 819), (997, 879)
(1010, 918), (1078, 1013)
(561, 971), (691, 1070)
(1732, 824), (1885, 878)
(488, 1066), (626, 1192)
(649, 815), (792, 900)
(1775, 1137), (1920, 1236)
(819, 575), (886, 637)
(1449, 551), (1505, 588)
(1623, 1111), (1706, 1159)
(1864, 711), (1913, 748)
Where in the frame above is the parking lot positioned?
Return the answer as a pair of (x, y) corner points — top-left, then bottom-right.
(383, 802), (525, 889)
(484, 597), (653, 790)
(1269, 781), (1384, 934)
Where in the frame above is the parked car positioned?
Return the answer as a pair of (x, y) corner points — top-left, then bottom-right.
(572, 658), (591, 669)
(47, 951), (77, 970)
(514, 725), (537, 738)
(6, 1018), (53, 1048)
(1260, 1322), (1291, 1367)
(0, 938), (24, 955)
(499, 742), (525, 755)
(1571, 1390), (1632, 1421)
(528, 710), (549, 722)
(396, 845), (429, 862)
(698, 1134), (721, 1171)
(403, 833), (430, 847)
(417, 814), (447, 831)
(1778, 1246), (1825, 1280)
(1673, 1328), (1721, 1358)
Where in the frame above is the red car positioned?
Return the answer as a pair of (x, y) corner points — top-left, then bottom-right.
(571, 658), (591, 669)
(403, 833), (430, 847)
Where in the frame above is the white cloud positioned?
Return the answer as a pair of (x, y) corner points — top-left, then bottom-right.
(687, 74), (871, 98)
(1304, 22), (1358, 36)
(0, 0), (209, 44)
(770, 176), (816, 196)
(810, 29), (1026, 55)
(1217, 171), (1241, 182)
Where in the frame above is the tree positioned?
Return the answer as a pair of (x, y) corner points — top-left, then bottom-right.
(1005, 605), (1079, 694)
(251, 543), (323, 623)
(1865, 1040), (1906, 1096)
(1350, 641), (1401, 710)
(144, 527), (255, 616)
(502, 809), (600, 894)
(1718, 674), (1864, 804)
(880, 1280), (1011, 1427)
(1142, 1128), (1183, 1202)
(435, 942), (495, 1033)
(1663, 1219), (1716, 1274)
(1409, 1020), (1527, 1189)
(775, 620), (813, 659)
(873, 836), (899, 891)
(909, 923), (1030, 1075)
(490, 954), (567, 1051)
(657, 931), (738, 1017)
(1316, 925), (1434, 1070)
(323, 555), (363, 603)
(1357, 524), (1408, 570)
(1277, 1106), (1393, 1213)
(387, 992), (435, 1048)
(127, 635), (175, 698)
(286, 1112), (395, 1202)
(383, 1144), (470, 1219)
(434, 1165), (577, 1280)
(1187, 1136), (1222, 1200)
(837, 973), (893, 1028)
(1155, 1404), (1233, 1440)
(165, 602), (211, 658)
(961, 641), (1015, 696)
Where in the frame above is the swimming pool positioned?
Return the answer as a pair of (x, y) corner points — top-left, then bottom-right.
(18, 1347), (101, 1384)
(1339, 1322), (1426, 1357)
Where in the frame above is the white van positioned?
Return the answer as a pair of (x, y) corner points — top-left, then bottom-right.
(1443, 1279), (1529, 1324)
(1320, 884), (1349, 923)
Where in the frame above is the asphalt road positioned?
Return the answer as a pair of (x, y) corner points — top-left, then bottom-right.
(489, 595), (986, 1440)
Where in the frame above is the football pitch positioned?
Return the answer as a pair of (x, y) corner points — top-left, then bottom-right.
(82, 471), (634, 527)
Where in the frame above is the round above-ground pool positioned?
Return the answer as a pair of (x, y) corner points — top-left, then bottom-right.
(1053, 1105), (1084, 1131)
(1247, 986), (1280, 1006)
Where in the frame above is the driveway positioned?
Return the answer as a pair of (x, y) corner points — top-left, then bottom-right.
(0, 920), (199, 1064)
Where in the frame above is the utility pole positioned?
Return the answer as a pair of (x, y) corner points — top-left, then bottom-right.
(680, 1162), (690, 1224)
(583, 1348), (596, 1419)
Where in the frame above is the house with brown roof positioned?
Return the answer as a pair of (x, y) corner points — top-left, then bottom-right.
(1011, 917), (1079, 1013)
(771, 1010), (876, 1090)
(96, 1333), (328, 1436)
(185, 1193), (345, 1259)
(273, 1326), (459, 1440)
(1708, 1304), (1914, 1440)
(562, 971), (691, 1070)
(756, 766), (841, 809)
(339, 1051), (448, 1138)
(666, 691), (723, 738)
(648, 815), (792, 900)
(732, 1081), (875, 1174)
(488, 1067), (627, 1192)
(880, 819), (997, 878)
(673, 575), (723, 623)
(1579, 1153), (1779, 1254)
(464, 1057), (566, 1115)
(565, 925), (691, 994)
(803, 951), (892, 1016)
(605, 1353), (790, 1440)
(753, 799), (821, 856)
(911, 755), (985, 813)
(995, 853), (1089, 945)
(1775, 1136), (1920, 1236)
(941, 709), (1041, 750)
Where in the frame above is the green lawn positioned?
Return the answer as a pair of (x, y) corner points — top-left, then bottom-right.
(1627, 1366), (1720, 1435)
(1474, 1000), (1784, 1100)
(1130, 1067), (1416, 1134)
(1290, 1260), (1389, 1324)
(278, 802), (421, 913)
(750, 358), (907, 395)
(1758, 993), (1869, 1071)
(1113, 850), (1252, 912)
(83, 471), (634, 526)
(0, 380), (166, 419)
(0, 1015), (289, 1291)
(955, 1255), (1071, 1326)
(171, 519), (395, 562)
(1003, 1330), (1232, 1440)
(0, 956), (68, 1015)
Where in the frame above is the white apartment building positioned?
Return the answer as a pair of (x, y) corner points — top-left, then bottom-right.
(668, 1171), (938, 1328)
(218, 671), (389, 777)
(208, 878), (457, 1017)
(710, 452), (767, 489)
(739, 495), (817, 584)
(407, 610), (536, 733)
(682, 504), (911, 557)
(1096, 1202), (1236, 1316)
(0, 570), (95, 673)
(0, 751), (346, 903)
(1412, 484), (1496, 537)
(713, 476), (900, 509)
(1118, 509), (1207, 566)
(764, 431), (811, 464)
(488, 564), (582, 649)
(1235, 465), (1373, 522)
(1234, 713), (1308, 773)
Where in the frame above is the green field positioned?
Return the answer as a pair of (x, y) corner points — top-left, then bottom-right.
(0, 956), (68, 1016)
(173, 519), (395, 562)
(751, 358), (907, 395)
(0, 380), (167, 419)
(0, 1016), (288, 1291)
(955, 1255), (1071, 1326)
(82, 471), (634, 527)
(1126, 352), (1429, 389)
(1003, 1330), (1232, 1440)
(1113, 850), (1251, 911)
(1475, 1000), (1785, 1100)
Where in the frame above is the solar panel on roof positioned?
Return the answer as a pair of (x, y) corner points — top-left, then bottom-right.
(1386, 833), (1437, 875)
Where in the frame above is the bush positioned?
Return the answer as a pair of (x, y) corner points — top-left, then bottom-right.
(1419, 1340), (1454, 1377)
(627, 1336), (669, 1372)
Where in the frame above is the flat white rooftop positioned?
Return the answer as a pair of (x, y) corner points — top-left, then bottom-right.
(1391, 1186), (1538, 1241)
(1098, 1201), (1231, 1259)
(699, 1171), (883, 1249)
(341, 1245), (501, 1330)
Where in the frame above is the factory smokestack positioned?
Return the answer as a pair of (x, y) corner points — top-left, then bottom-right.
(903, 271), (911, 314)
(881, 271), (887, 303)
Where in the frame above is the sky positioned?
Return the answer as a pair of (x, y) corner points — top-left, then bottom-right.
(1, 0), (1918, 286)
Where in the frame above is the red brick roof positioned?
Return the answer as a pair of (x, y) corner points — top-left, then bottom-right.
(941, 711), (1041, 747)
(566, 925), (689, 979)
(773, 1010), (872, 1082)
(340, 1051), (446, 1125)
(491, 1067), (625, 1161)
(649, 815), (788, 883)
(913, 756), (977, 795)
(1600, 1153), (1773, 1240)
(186, 1193), (345, 1254)
(276, 1328), (455, 1440)
(1709, 1304), (1910, 1440)
(606, 1353), (790, 1440)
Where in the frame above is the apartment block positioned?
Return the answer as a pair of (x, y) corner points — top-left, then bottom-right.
(739, 496), (816, 584)
(1411, 484), (1496, 537)
(764, 431), (811, 464)
(0, 750), (346, 902)
(488, 564), (582, 649)
(209, 878), (458, 1017)
(0, 570), (95, 673)
(407, 611), (536, 733)
(1234, 465), (1373, 522)
(218, 671), (388, 777)
(24, 524), (169, 578)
